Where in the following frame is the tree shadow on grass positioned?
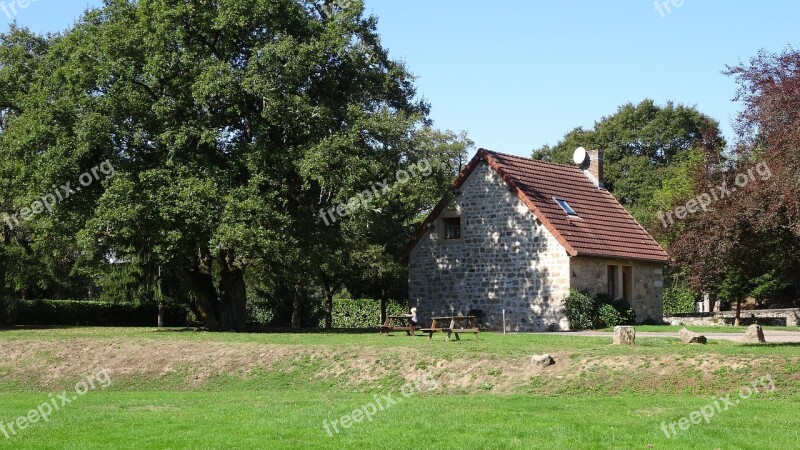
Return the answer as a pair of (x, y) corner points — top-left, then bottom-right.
(150, 326), (379, 335)
(0, 325), (408, 336)
(0, 325), (83, 331)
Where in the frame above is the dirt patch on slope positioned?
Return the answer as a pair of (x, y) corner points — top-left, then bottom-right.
(0, 338), (791, 395)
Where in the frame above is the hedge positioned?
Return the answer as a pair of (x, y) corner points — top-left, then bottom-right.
(4, 299), (186, 327)
(4, 298), (408, 329)
(318, 298), (408, 329)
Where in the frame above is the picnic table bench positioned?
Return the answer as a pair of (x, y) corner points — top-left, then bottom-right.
(377, 314), (416, 336)
(420, 316), (479, 341)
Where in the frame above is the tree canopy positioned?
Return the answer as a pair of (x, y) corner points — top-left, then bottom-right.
(670, 47), (800, 315)
(0, 0), (471, 330)
(532, 99), (726, 226)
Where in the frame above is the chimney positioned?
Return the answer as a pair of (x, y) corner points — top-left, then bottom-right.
(586, 149), (604, 188)
(574, 147), (604, 188)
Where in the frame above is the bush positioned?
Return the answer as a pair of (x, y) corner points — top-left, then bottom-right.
(566, 290), (637, 330)
(565, 289), (594, 331)
(596, 303), (623, 328)
(318, 298), (408, 329)
(4, 299), (186, 327)
(663, 285), (697, 314)
(593, 293), (636, 327)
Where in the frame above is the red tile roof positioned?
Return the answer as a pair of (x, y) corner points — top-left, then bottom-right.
(405, 148), (670, 263)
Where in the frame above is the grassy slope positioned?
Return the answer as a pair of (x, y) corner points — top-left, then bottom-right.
(0, 328), (798, 449)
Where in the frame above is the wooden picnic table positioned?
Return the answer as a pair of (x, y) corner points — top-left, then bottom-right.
(420, 316), (479, 341)
(377, 314), (416, 336)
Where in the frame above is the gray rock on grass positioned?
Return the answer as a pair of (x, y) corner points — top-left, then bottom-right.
(530, 354), (555, 368)
(742, 324), (766, 343)
(613, 326), (636, 345)
(679, 327), (707, 344)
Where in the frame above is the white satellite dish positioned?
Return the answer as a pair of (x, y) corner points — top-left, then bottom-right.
(573, 147), (590, 168)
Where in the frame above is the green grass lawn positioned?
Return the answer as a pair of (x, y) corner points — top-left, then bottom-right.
(0, 327), (798, 449)
(1, 390), (797, 449)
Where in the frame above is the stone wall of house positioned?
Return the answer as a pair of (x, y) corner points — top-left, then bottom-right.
(408, 161), (572, 332)
(569, 256), (664, 323)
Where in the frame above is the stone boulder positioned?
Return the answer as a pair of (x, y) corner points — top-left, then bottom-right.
(530, 354), (555, 368)
(742, 324), (766, 343)
(679, 327), (707, 344)
(613, 326), (636, 345)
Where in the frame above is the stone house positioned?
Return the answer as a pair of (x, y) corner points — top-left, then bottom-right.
(405, 148), (670, 331)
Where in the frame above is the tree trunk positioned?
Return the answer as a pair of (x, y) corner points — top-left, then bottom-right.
(174, 249), (249, 332)
(177, 263), (221, 331)
(324, 289), (334, 330)
(0, 240), (6, 325)
(218, 258), (248, 332)
(292, 286), (303, 328)
(191, 273), (221, 330)
(291, 285), (303, 328)
(734, 297), (743, 326)
(380, 288), (387, 325)
(87, 279), (95, 301)
(157, 303), (166, 328)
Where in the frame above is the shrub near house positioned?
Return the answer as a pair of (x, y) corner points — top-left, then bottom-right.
(565, 289), (637, 330)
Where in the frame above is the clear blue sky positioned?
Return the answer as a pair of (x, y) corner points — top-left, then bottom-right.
(6, 0), (800, 157)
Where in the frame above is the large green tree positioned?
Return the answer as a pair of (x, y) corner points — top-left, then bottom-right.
(0, 26), (90, 302)
(532, 99), (725, 226)
(671, 47), (800, 313)
(0, 0), (460, 330)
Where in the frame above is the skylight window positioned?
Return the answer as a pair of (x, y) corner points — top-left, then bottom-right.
(554, 197), (578, 216)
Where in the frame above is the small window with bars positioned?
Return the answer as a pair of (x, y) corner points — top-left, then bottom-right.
(443, 217), (461, 240)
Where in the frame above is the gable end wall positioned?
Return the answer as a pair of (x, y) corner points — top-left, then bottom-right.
(408, 161), (572, 331)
